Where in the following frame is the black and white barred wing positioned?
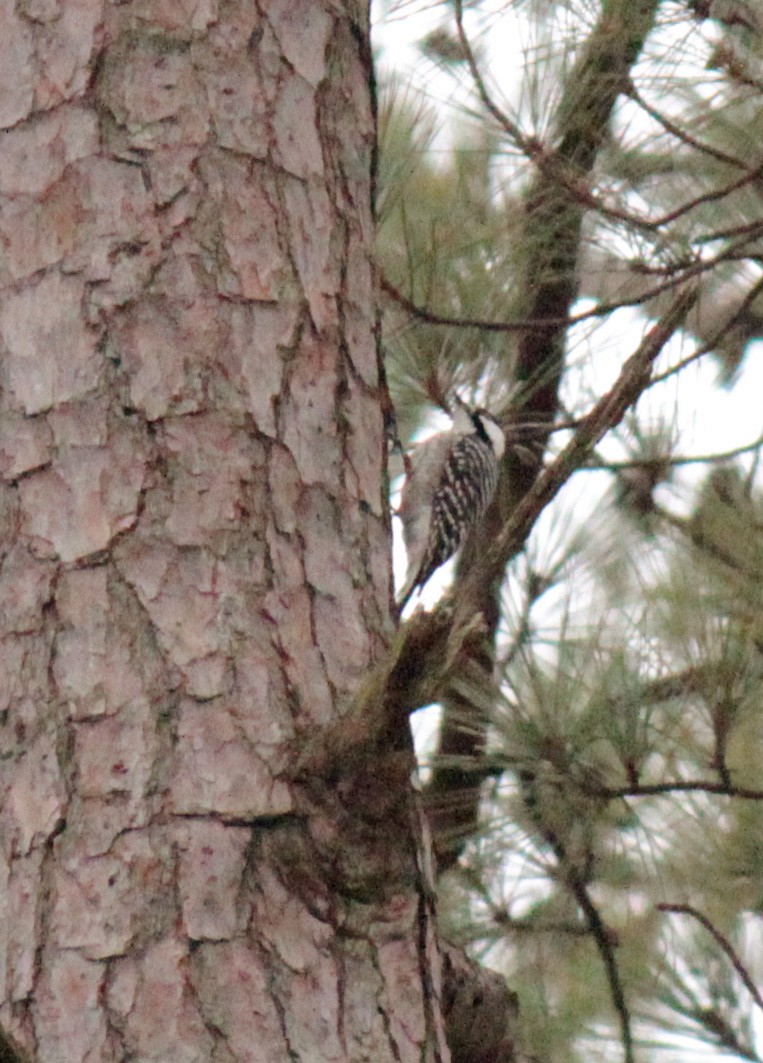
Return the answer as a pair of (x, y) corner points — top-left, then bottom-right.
(398, 434), (499, 606)
(399, 432), (454, 569)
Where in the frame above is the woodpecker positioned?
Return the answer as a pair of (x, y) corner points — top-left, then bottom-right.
(397, 403), (505, 609)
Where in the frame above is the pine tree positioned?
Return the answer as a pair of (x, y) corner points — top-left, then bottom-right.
(379, 1), (763, 1059)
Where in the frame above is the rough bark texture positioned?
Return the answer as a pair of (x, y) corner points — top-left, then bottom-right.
(441, 944), (519, 1063)
(0, 2), (454, 1059)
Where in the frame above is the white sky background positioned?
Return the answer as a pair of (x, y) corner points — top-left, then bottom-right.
(374, 2), (763, 1060)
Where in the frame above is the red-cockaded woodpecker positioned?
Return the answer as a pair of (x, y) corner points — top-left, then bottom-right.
(398, 404), (505, 608)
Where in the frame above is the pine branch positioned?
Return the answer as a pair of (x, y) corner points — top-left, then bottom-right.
(459, 284), (698, 606)
(657, 903), (763, 1017)
(430, 0), (665, 871)
(520, 770), (634, 1063)
(588, 780), (763, 801)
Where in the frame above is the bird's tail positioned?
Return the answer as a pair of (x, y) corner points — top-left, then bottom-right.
(396, 568), (420, 612)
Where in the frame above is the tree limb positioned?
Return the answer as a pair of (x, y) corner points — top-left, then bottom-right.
(429, 0), (664, 868)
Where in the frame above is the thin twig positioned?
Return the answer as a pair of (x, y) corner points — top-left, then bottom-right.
(588, 780), (763, 801)
(696, 217), (763, 245)
(382, 225), (757, 339)
(381, 270), (689, 334)
(657, 904), (763, 1016)
(649, 271), (763, 387)
(638, 160), (763, 231)
(569, 876), (634, 1063)
(520, 771), (634, 1063)
(453, 0), (535, 156)
(625, 81), (749, 172)
(582, 431), (763, 472)
(462, 285), (698, 597)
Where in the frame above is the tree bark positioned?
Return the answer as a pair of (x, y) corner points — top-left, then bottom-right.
(0, 2), (470, 1059)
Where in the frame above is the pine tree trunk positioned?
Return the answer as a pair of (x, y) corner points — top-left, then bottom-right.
(0, 3), (451, 1058)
